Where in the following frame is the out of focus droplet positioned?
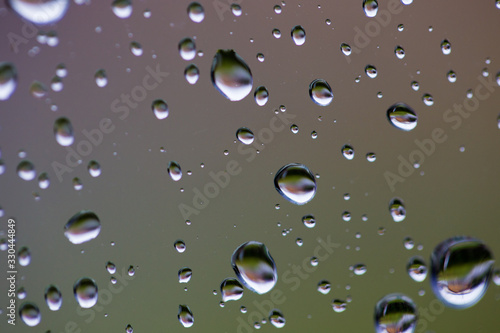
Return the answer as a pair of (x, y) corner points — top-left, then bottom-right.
(54, 117), (74, 146)
(0, 62), (17, 100)
(9, 0), (69, 24)
(94, 69), (108, 87)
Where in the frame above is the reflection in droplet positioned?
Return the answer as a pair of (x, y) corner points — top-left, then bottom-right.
(447, 70), (457, 83)
(184, 64), (199, 85)
(354, 264), (367, 276)
(64, 211), (101, 244)
(317, 280), (331, 294)
(95, 69), (108, 87)
(254, 86), (269, 106)
(309, 79), (333, 106)
(332, 299), (347, 313)
(365, 65), (378, 78)
(9, 0), (70, 24)
(168, 161), (182, 181)
(112, 0), (132, 19)
(274, 163), (317, 205)
(389, 198), (406, 222)
(441, 39), (451, 55)
(302, 214), (316, 228)
(88, 160), (101, 177)
(395, 46), (405, 59)
(269, 309), (286, 328)
(430, 236), (494, 309)
(374, 293), (418, 333)
(407, 256), (427, 282)
(179, 37), (196, 61)
(45, 285), (62, 311)
(291, 25), (306, 45)
(30, 81), (48, 98)
(211, 49), (253, 101)
(152, 99), (169, 120)
(175, 239), (186, 253)
(73, 277), (98, 308)
(178, 304), (194, 328)
(231, 3), (242, 16)
(422, 94), (434, 106)
(0, 62), (17, 100)
(17, 160), (36, 181)
(54, 117), (74, 146)
(363, 0), (378, 17)
(106, 261), (116, 274)
(220, 278), (244, 301)
(236, 127), (254, 145)
(187, 2), (204, 23)
(387, 103), (417, 131)
(19, 246), (31, 266)
(19, 302), (41, 326)
(342, 145), (355, 160)
(232, 241), (277, 294)
(178, 267), (193, 283)
(341, 43), (352, 56)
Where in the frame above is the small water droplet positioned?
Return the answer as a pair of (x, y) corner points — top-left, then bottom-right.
(317, 280), (331, 294)
(187, 2), (204, 23)
(269, 309), (286, 328)
(184, 64), (199, 84)
(236, 127), (255, 145)
(447, 70), (457, 83)
(365, 64), (378, 78)
(168, 161), (182, 181)
(151, 99), (169, 120)
(332, 299), (347, 313)
(340, 43), (352, 56)
(178, 267), (193, 283)
(106, 261), (116, 274)
(73, 277), (98, 308)
(302, 214), (316, 228)
(395, 46), (405, 59)
(0, 62), (17, 100)
(18, 246), (31, 266)
(175, 239), (186, 253)
(387, 103), (418, 131)
(30, 80), (48, 98)
(17, 160), (36, 181)
(94, 69), (108, 87)
(54, 117), (74, 146)
(342, 145), (355, 160)
(231, 3), (242, 16)
(422, 93), (434, 106)
(404, 237), (414, 250)
(441, 39), (451, 55)
(389, 198), (406, 222)
(254, 86), (269, 106)
(407, 256), (428, 282)
(353, 264), (367, 275)
(129, 41), (143, 56)
(179, 37), (196, 61)
(411, 81), (419, 91)
(366, 152), (376, 162)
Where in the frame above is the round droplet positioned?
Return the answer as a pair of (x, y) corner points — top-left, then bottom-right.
(342, 145), (355, 160)
(30, 81), (48, 98)
(17, 160), (36, 181)
(397, 24), (404, 31)
(87, 160), (101, 177)
(45, 285), (62, 311)
(18, 246), (31, 266)
(187, 2), (204, 23)
(254, 86), (269, 106)
(127, 265), (135, 276)
(106, 261), (116, 274)
(178, 267), (193, 283)
(9, 0), (69, 24)
(387, 103), (417, 131)
(354, 264), (367, 275)
(220, 278), (244, 301)
(72, 177), (83, 191)
(422, 93), (434, 106)
(290, 124), (299, 134)
(73, 277), (98, 308)
(269, 309), (286, 328)
(130, 41), (143, 56)
(112, 0), (132, 19)
(366, 152), (376, 162)
(389, 198), (406, 222)
(231, 3), (242, 16)
(152, 99), (169, 120)
(19, 302), (41, 326)
(175, 239), (186, 253)
(0, 62), (17, 100)
(211, 49), (253, 101)
(296, 238), (303, 246)
(332, 299), (347, 313)
(56, 63), (67, 78)
(184, 64), (199, 85)
(363, 0), (378, 17)
(274, 163), (317, 205)
(168, 161), (182, 181)
(38, 172), (50, 189)
(365, 65), (378, 78)
(64, 211), (101, 244)
(236, 127), (255, 145)
(54, 117), (74, 146)
(395, 46), (405, 59)
(272, 28), (281, 38)
(178, 305), (194, 328)
(256, 53), (265, 62)
(302, 214), (316, 228)
(274, 5), (282, 14)
(407, 256), (427, 282)
(309, 79), (333, 106)
(341, 43), (352, 56)
(411, 81), (419, 91)
(447, 70), (457, 83)
(291, 25), (306, 46)
(94, 69), (108, 88)
(404, 237), (414, 250)
(374, 293), (418, 333)
(231, 241), (277, 294)
(317, 280), (331, 295)
(430, 236), (494, 309)
(441, 39), (451, 55)
(179, 37), (196, 61)
(50, 76), (63, 92)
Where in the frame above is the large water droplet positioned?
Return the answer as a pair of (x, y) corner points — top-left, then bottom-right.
(407, 256), (427, 282)
(374, 293), (418, 333)
(168, 161), (182, 181)
(236, 127), (255, 145)
(19, 302), (41, 326)
(64, 211), (101, 244)
(112, 0), (132, 19)
(389, 198), (406, 222)
(152, 99), (169, 120)
(231, 241), (277, 294)
(178, 267), (193, 283)
(274, 163), (317, 205)
(45, 285), (62, 311)
(8, 0), (69, 24)
(179, 37), (196, 61)
(73, 277), (98, 308)
(54, 117), (74, 146)
(254, 86), (269, 106)
(210, 49), (253, 101)
(291, 25), (306, 45)
(220, 278), (244, 301)
(178, 305), (194, 328)
(309, 79), (333, 106)
(363, 0), (378, 17)
(269, 309), (286, 328)
(17, 160), (36, 181)
(187, 2), (204, 23)
(0, 62), (17, 100)
(387, 103), (417, 131)
(430, 236), (494, 309)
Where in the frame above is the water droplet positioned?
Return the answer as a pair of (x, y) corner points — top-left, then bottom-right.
(175, 239), (186, 253)
(365, 65), (378, 78)
(19, 302), (41, 326)
(342, 145), (355, 160)
(404, 237), (414, 250)
(354, 264), (367, 275)
(411, 81), (419, 91)
(395, 46), (405, 59)
(73, 277), (98, 308)
(179, 37), (196, 61)
(9, 0), (69, 24)
(86, 160), (101, 177)
(430, 236), (494, 309)
(211, 49), (253, 101)
(45, 285), (62, 311)
(274, 163), (317, 205)
(397, 24), (404, 31)
(387, 103), (418, 131)
(309, 79), (333, 106)
(17, 160), (36, 181)
(389, 198), (406, 222)
(290, 124), (299, 134)
(112, 0), (132, 19)
(220, 278), (244, 301)
(366, 152), (376, 162)
(422, 93), (434, 106)
(447, 70), (457, 83)
(0, 62), (17, 100)
(492, 269), (500, 286)
(38, 172), (50, 189)
(128, 265), (135, 276)
(301, 214), (316, 228)
(187, 2), (204, 23)
(232, 241), (277, 294)
(30, 81), (48, 98)
(441, 39), (451, 55)
(151, 99), (169, 120)
(254, 86), (269, 106)
(340, 43), (352, 56)
(407, 256), (427, 282)
(231, 3), (242, 16)
(178, 304), (194, 328)
(269, 309), (286, 328)
(130, 41), (143, 56)
(126, 324), (134, 333)
(274, 5), (282, 13)
(18, 246), (31, 266)
(54, 117), (74, 146)
(178, 267), (193, 283)
(256, 53), (265, 62)
(236, 127), (255, 145)
(332, 299), (347, 313)
(374, 293), (418, 333)
(17, 287), (26, 299)
(64, 211), (101, 244)
(317, 280), (331, 294)
(291, 25), (306, 45)
(50, 76), (63, 92)
(168, 161), (182, 181)
(72, 177), (83, 191)
(94, 69), (108, 87)
(496, 0), (500, 9)
(106, 261), (116, 274)
(184, 64), (199, 84)
(272, 28), (281, 38)
(363, 0), (378, 17)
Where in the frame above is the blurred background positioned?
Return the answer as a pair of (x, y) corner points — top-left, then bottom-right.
(0, 0), (499, 332)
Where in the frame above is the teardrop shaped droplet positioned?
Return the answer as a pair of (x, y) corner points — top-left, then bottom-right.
(254, 86), (269, 106)
(19, 302), (41, 326)
(54, 117), (74, 146)
(374, 293), (418, 333)
(387, 103), (418, 131)
(210, 49), (253, 101)
(407, 256), (428, 282)
(274, 163), (317, 205)
(291, 25), (306, 46)
(73, 277), (98, 308)
(187, 2), (204, 23)
(220, 278), (244, 301)
(178, 304), (194, 328)
(269, 309), (286, 328)
(430, 236), (494, 309)
(309, 79), (333, 106)
(45, 285), (62, 311)
(363, 0), (378, 17)
(231, 241), (277, 294)
(0, 62), (17, 101)
(179, 37), (196, 61)
(9, 0), (70, 24)
(178, 267), (193, 283)
(152, 99), (169, 120)
(389, 198), (406, 222)
(64, 211), (101, 244)
(168, 161), (182, 181)
(236, 127), (255, 145)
